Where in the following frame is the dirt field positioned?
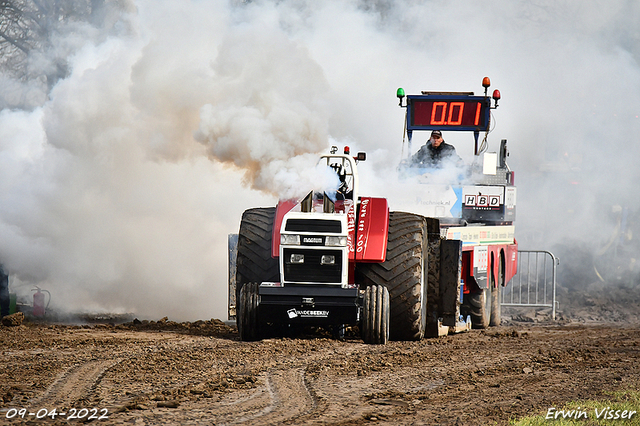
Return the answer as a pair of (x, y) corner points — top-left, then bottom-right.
(1, 299), (639, 426)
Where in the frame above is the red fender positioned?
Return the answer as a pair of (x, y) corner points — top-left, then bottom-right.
(354, 197), (389, 262)
(504, 240), (518, 284)
(489, 242), (518, 287)
(272, 200), (297, 258)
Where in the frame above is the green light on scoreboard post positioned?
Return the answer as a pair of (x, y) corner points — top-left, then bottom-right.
(396, 87), (405, 106)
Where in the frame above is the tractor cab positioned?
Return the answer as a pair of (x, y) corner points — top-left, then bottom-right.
(319, 145), (366, 202)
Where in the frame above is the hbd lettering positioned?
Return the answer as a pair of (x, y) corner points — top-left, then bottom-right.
(546, 407), (637, 420)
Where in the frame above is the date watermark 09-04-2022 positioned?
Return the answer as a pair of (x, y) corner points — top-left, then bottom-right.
(3, 407), (110, 421)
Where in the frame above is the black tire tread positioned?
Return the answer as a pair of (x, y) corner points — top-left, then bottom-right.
(236, 208), (277, 341)
(467, 289), (490, 329)
(362, 285), (390, 344)
(357, 212), (427, 341)
(236, 207), (279, 288)
(238, 282), (260, 341)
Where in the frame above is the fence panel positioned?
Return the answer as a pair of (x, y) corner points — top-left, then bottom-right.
(501, 250), (559, 320)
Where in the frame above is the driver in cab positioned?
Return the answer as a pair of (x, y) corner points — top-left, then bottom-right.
(410, 130), (461, 167)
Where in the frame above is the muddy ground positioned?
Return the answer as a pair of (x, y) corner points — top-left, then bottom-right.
(1, 282), (639, 425)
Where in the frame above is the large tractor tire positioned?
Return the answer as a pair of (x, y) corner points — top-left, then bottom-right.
(356, 212), (427, 341)
(237, 282), (260, 341)
(490, 254), (504, 327)
(465, 288), (491, 329)
(236, 208), (279, 340)
(361, 285), (390, 344)
(236, 207), (279, 293)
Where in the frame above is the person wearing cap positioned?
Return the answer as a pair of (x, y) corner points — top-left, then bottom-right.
(410, 130), (461, 167)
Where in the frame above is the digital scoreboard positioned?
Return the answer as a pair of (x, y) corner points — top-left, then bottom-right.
(406, 94), (491, 132)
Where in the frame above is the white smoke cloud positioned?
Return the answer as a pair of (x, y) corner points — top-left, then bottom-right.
(193, 18), (331, 195)
(1, 0), (640, 320)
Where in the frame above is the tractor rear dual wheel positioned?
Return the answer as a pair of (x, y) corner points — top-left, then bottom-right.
(356, 212), (427, 341)
(235, 207), (279, 341)
(361, 285), (390, 344)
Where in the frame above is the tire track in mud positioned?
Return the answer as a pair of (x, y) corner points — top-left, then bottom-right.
(212, 366), (317, 425)
(122, 366), (318, 426)
(29, 359), (121, 409)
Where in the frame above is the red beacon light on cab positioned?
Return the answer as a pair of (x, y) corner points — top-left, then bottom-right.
(343, 145), (367, 163)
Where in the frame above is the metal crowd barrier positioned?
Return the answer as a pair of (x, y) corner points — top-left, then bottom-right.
(501, 250), (559, 320)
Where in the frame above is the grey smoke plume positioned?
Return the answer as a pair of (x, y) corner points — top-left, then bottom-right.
(1, 1), (639, 320)
(193, 20), (335, 196)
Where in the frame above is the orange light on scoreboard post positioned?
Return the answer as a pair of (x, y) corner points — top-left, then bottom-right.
(398, 78), (500, 156)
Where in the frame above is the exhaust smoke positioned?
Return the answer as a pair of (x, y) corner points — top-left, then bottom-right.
(0, 0), (639, 321)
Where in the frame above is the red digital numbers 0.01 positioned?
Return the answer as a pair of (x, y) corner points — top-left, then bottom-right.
(411, 99), (487, 129)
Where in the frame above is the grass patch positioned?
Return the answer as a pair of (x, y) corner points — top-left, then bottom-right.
(511, 390), (640, 425)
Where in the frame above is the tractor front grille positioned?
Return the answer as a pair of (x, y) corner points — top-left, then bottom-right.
(283, 248), (343, 284)
(284, 219), (342, 233)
